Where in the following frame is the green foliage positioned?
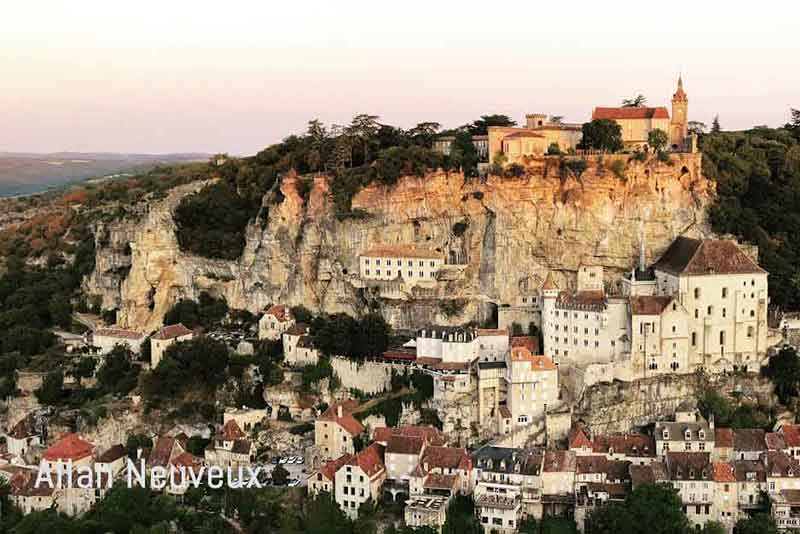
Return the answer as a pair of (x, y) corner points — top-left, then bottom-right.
(763, 345), (800, 404)
(610, 159), (626, 180)
(164, 292), (228, 329)
(702, 125), (800, 307)
(504, 163), (526, 178)
(697, 388), (771, 428)
(580, 119), (623, 152)
(310, 312), (390, 360)
(35, 369), (64, 405)
(442, 495), (482, 534)
(648, 129), (669, 152)
(125, 433), (153, 458)
(735, 514), (779, 534)
(565, 159), (589, 179)
(586, 483), (689, 534)
(452, 220), (469, 237)
(272, 463), (290, 484)
(68, 356), (96, 385)
(450, 130), (479, 177)
(439, 299), (467, 318)
(547, 142), (562, 155)
(290, 305), (314, 324)
(97, 344), (141, 395)
(301, 357), (335, 393)
(143, 336), (230, 404)
(465, 114), (517, 136)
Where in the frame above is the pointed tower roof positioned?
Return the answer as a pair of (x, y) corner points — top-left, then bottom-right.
(673, 75), (687, 102)
(542, 271), (558, 291)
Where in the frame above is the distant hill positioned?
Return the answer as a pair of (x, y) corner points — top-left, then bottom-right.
(0, 152), (212, 197)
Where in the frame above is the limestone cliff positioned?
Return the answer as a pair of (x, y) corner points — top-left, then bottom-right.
(85, 153), (713, 332)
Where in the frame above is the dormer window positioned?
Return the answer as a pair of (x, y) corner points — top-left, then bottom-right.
(663, 429), (670, 440)
(685, 430), (692, 440)
(698, 430), (705, 440)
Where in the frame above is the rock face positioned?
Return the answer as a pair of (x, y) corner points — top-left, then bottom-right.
(86, 153), (712, 332)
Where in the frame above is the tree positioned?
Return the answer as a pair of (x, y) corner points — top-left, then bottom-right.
(441, 495), (482, 534)
(550, 116), (564, 124)
(586, 484), (689, 534)
(408, 122), (442, 148)
(466, 114), (517, 136)
(450, 130), (479, 177)
(580, 119), (623, 152)
(622, 94), (647, 107)
(648, 129), (669, 152)
(547, 142), (562, 155)
(306, 119), (330, 172)
(712, 114), (721, 133)
(35, 370), (64, 405)
(735, 514), (779, 534)
(700, 521), (726, 534)
(349, 114), (381, 165)
(688, 121), (707, 136)
(68, 356), (96, 386)
(97, 344), (140, 395)
(565, 159), (589, 179)
(763, 346), (800, 404)
(144, 337), (230, 402)
(271, 464), (290, 485)
(355, 313), (390, 360)
(787, 108), (800, 140)
(303, 493), (353, 534)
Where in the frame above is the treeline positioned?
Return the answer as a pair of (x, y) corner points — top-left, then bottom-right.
(701, 109), (800, 308)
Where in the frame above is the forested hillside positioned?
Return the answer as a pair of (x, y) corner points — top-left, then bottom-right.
(702, 109), (800, 308)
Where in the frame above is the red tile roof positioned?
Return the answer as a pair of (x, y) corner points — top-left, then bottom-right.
(592, 433), (655, 457)
(713, 462), (736, 483)
(476, 329), (508, 337)
(320, 454), (352, 481)
(576, 455), (608, 474)
(219, 420), (246, 441)
(767, 432), (787, 451)
(170, 452), (203, 472)
(148, 436), (178, 468)
(97, 444), (126, 464)
(42, 433), (94, 462)
(152, 323), (193, 340)
(424, 473), (458, 491)
(542, 271), (558, 290)
(592, 106), (670, 120)
(347, 443), (385, 477)
(265, 305), (292, 322)
(782, 424), (800, 448)
(569, 425), (594, 450)
(510, 336), (540, 355)
(318, 403), (365, 437)
(715, 428), (734, 449)
(421, 446), (472, 471)
(285, 323), (309, 336)
(387, 435), (425, 456)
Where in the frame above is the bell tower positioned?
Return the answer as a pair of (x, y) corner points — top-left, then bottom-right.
(670, 75), (688, 148)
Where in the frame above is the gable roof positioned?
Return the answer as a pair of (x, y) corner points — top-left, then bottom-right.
(148, 436), (178, 467)
(734, 429), (766, 452)
(715, 428), (734, 449)
(320, 454), (352, 481)
(421, 446), (472, 471)
(318, 403), (365, 437)
(97, 444), (126, 464)
(767, 432), (787, 451)
(630, 295), (674, 316)
(713, 462), (736, 483)
(152, 323), (193, 340)
(568, 425), (593, 450)
(265, 304), (292, 322)
(510, 336), (540, 355)
(592, 106), (670, 120)
(781, 424), (800, 447)
(374, 425), (445, 446)
(665, 452), (712, 480)
(652, 237), (765, 276)
(218, 420), (246, 441)
(42, 433), (94, 462)
(387, 435), (425, 456)
(347, 443), (385, 477)
(593, 433), (656, 457)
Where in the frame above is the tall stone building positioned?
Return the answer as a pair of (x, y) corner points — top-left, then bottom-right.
(670, 76), (689, 149)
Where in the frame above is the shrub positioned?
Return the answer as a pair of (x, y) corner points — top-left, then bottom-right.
(565, 159), (589, 179)
(547, 143), (562, 155)
(610, 159), (626, 180)
(503, 163), (525, 178)
(439, 299), (467, 318)
(452, 221), (469, 237)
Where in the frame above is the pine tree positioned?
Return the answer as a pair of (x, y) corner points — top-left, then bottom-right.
(711, 114), (721, 133)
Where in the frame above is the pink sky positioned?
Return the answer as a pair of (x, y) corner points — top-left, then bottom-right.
(2, 1), (798, 155)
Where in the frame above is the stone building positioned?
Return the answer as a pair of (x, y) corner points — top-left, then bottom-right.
(150, 323), (193, 368)
(258, 304), (295, 340)
(91, 327), (145, 355)
(39, 433), (94, 473)
(654, 403), (715, 456)
(487, 116), (583, 164)
(505, 348), (558, 429)
(359, 246), (444, 284)
(315, 401), (365, 461)
(334, 443), (387, 519)
(282, 323), (319, 367)
(473, 447), (544, 527)
(5, 414), (44, 459)
(204, 420), (255, 469)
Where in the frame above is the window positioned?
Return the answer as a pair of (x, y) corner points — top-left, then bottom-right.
(419, 261), (423, 266)
(396, 260), (401, 265)
(691, 332), (697, 346)
(408, 271), (412, 277)
(720, 331), (726, 345)
(376, 269), (381, 275)
(722, 307), (727, 318)
(672, 325), (676, 333)
(695, 309), (699, 319)
(722, 287), (728, 298)
(750, 309), (755, 317)
(376, 259), (381, 265)
(365, 269), (370, 275)
(694, 288), (700, 298)
(419, 272), (423, 277)
(430, 261), (435, 267)
(707, 306), (713, 316)
(747, 326), (754, 338)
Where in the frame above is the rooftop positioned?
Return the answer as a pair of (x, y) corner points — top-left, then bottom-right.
(94, 328), (144, 340)
(152, 323), (193, 340)
(42, 433), (94, 462)
(592, 106), (670, 120)
(265, 304), (292, 322)
(651, 237), (765, 276)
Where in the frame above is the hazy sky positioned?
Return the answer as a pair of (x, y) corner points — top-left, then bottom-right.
(2, 1), (798, 155)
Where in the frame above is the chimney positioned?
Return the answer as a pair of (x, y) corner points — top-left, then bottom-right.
(337, 405), (343, 418)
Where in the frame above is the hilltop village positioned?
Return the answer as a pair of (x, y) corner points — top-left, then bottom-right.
(1, 78), (799, 534)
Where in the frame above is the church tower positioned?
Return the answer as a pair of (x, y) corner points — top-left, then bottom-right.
(670, 75), (688, 149)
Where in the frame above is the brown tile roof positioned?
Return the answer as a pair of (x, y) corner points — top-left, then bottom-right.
(347, 443), (385, 477)
(665, 452), (712, 480)
(42, 433), (94, 462)
(592, 433), (655, 457)
(361, 245), (443, 260)
(592, 106), (670, 120)
(713, 462), (736, 483)
(476, 329), (508, 337)
(542, 271), (558, 290)
(318, 403), (365, 437)
(630, 295), (674, 316)
(218, 420), (246, 441)
(97, 444), (126, 464)
(734, 459), (767, 482)
(94, 328), (144, 340)
(387, 435), (425, 456)
(715, 428), (734, 448)
(510, 336), (540, 355)
(232, 439), (253, 455)
(148, 436), (177, 468)
(586, 482), (628, 499)
(285, 323), (309, 336)
(171, 452), (203, 471)
(781, 424), (800, 447)
(576, 455), (608, 474)
(8, 416), (36, 439)
(766, 450), (800, 476)
(767, 432), (787, 451)
(605, 460), (632, 483)
(421, 446), (471, 471)
(652, 237), (765, 276)
(12, 470), (55, 497)
(424, 473), (458, 491)
(152, 323), (193, 340)
(556, 290), (606, 311)
(734, 429), (767, 452)
(543, 450), (576, 473)
(781, 489), (800, 505)
(510, 347), (556, 370)
(265, 305), (291, 322)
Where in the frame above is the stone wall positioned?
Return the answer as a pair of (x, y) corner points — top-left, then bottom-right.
(330, 357), (408, 395)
